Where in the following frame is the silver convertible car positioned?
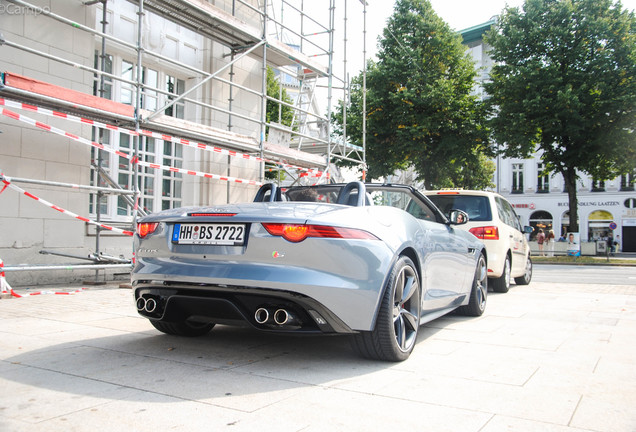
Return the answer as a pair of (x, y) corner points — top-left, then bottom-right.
(132, 182), (487, 361)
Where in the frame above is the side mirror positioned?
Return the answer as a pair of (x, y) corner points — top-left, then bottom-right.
(449, 209), (469, 225)
(523, 226), (533, 234)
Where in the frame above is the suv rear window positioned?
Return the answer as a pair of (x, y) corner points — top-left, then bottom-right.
(427, 195), (493, 222)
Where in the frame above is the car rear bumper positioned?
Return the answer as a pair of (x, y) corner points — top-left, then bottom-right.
(132, 239), (395, 331)
(485, 247), (506, 278)
(132, 282), (357, 334)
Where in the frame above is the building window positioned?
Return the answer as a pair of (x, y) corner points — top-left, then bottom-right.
(537, 163), (549, 193)
(89, 133), (184, 220)
(121, 60), (134, 105)
(591, 179), (605, 192)
(512, 163), (524, 194)
(588, 210), (614, 241)
(529, 210), (553, 241)
(119, 62), (160, 111)
(165, 75), (185, 118)
(95, 54), (187, 118)
(93, 51), (112, 100)
(87, 55), (187, 220)
(620, 170), (635, 191)
(161, 140), (183, 210)
(141, 67), (159, 111)
(116, 133), (133, 216)
(89, 130), (111, 215)
(626, 198), (636, 209)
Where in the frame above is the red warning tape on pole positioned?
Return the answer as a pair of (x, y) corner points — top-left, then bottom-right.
(0, 258), (11, 295)
(0, 173), (134, 236)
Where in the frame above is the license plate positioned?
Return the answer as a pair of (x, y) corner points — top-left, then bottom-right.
(172, 223), (246, 245)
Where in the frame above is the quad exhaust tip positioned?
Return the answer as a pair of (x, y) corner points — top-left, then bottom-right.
(254, 307), (269, 324)
(274, 308), (291, 325)
(136, 296), (158, 314)
(136, 297), (146, 311)
(145, 298), (157, 313)
(254, 307), (297, 326)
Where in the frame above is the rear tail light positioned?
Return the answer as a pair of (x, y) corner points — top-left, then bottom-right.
(469, 226), (499, 240)
(262, 223), (378, 243)
(137, 222), (159, 238)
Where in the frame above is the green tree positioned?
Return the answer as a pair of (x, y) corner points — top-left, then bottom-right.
(265, 66), (294, 180)
(266, 66), (294, 129)
(485, 0), (636, 232)
(333, 0), (493, 189)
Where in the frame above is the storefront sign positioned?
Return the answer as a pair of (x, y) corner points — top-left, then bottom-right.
(512, 203), (535, 209)
(557, 201), (620, 207)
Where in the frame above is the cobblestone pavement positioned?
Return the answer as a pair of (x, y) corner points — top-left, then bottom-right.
(1, 272), (636, 432)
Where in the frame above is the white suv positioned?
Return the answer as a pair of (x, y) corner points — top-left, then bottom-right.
(423, 190), (533, 292)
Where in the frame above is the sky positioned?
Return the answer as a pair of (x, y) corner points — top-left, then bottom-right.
(293, 0), (636, 112)
(334, 0), (636, 77)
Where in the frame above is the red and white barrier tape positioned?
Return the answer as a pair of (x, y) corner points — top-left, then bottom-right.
(0, 106), (263, 186)
(0, 98), (328, 179)
(0, 173), (134, 236)
(0, 106), (130, 159)
(0, 258), (11, 294)
(10, 288), (86, 298)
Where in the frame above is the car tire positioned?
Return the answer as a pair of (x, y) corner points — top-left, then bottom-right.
(351, 256), (421, 362)
(458, 253), (488, 317)
(150, 319), (215, 337)
(491, 255), (511, 293)
(514, 256), (532, 285)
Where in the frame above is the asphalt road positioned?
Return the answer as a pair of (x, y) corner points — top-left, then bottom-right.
(1, 266), (635, 432)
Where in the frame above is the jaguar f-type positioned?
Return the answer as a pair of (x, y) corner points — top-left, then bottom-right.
(132, 182), (487, 361)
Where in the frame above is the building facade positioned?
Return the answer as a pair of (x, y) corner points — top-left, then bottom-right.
(462, 21), (636, 253)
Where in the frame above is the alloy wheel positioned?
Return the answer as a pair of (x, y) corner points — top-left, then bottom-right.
(392, 264), (420, 352)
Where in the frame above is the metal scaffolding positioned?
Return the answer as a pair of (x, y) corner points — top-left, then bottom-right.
(0, 0), (365, 281)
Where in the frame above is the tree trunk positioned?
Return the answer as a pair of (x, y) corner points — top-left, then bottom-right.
(563, 168), (579, 233)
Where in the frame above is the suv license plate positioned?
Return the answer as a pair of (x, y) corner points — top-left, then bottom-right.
(172, 223), (246, 245)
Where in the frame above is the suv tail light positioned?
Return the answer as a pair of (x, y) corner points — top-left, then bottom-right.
(469, 226), (499, 240)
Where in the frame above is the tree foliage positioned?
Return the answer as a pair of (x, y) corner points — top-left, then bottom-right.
(485, 0), (636, 232)
(265, 66), (294, 132)
(333, 0), (493, 189)
(265, 66), (294, 180)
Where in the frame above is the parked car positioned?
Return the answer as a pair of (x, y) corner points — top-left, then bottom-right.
(132, 182), (487, 362)
(422, 190), (533, 293)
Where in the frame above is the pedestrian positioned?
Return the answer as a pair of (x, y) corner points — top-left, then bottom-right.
(607, 232), (616, 256)
(547, 229), (555, 257)
(537, 229), (546, 256)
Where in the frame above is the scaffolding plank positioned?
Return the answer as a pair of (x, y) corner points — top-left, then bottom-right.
(142, 110), (261, 153)
(263, 141), (327, 170)
(135, 0), (328, 77)
(1, 72), (134, 118)
(256, 37), (329, 77)
(139, 0), (261, 46)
